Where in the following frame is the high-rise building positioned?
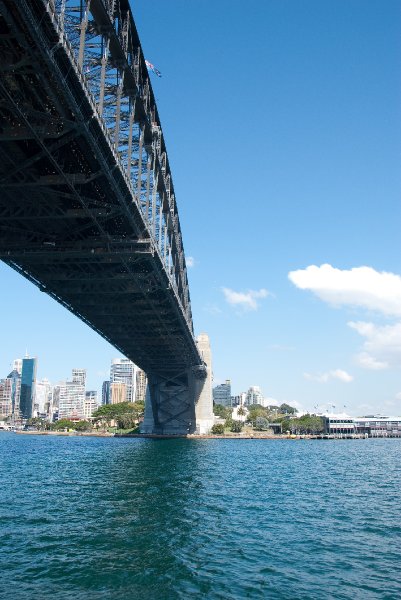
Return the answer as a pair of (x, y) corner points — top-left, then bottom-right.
(110, 358), (137, 403)
(232, 392), (247, 407)
(213, 380), (231, 407)
(83, 391), (99, 419)
(34, 378), (53, 419)
(72, 369), (86, 386)
(102, 380), (110, 405)
(110, 382), (126, 404)
(245, 385), (264, 406)
(135, 369), (147, 403)
(0, 369), (21, 419)
(58, 369), (86, 420)
(19, 357), (37, 420)
(12, 359), (22, 375)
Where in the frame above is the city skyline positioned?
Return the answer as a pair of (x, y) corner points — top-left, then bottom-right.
(1, 0), (400, 415)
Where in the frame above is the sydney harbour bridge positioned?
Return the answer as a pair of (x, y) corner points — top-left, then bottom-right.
(0, 0), (213, 434)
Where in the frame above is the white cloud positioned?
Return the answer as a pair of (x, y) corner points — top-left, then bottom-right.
(288, 264), (401, 317)
(186, 256), (195, 268)
(221, 287), (270, 311)
(396, 392), (401, 401)
(348, 321), (401, 370)
(355, 352), (388, 370)
(304, 369), (354, 383)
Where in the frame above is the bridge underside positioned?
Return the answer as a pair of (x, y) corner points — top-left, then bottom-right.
(0, 0), (200, 380)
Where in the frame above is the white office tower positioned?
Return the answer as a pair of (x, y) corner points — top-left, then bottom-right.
(58, 369), (86, 420)
(72, 369), (86, 386)
(12, 358), (23, 375)
(110, 358), (138, 403)
(195, 333), (214, 434)
(83, 391), (99, 419)
(34, 378), (52, 419)
(245, 385), (264, 406)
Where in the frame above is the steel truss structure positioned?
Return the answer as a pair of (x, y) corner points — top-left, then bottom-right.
(0, 0), (204, 382)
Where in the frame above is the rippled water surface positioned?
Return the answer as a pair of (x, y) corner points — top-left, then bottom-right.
(1, 433), (401, 599)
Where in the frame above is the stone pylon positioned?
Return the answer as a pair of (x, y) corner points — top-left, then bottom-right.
(141, 333), (214, 435)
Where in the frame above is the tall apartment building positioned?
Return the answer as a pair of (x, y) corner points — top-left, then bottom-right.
(110, 382), (127, 404)
(110, 358), (137, 403)
(83, 391), (99, 419)
(34, 378), (52, 419)
(213, 380), (232, 407)
(0, 369), (21, 419)
(245, 385), (264, 406)
(135, 369), (147, 403)
(19, 357), (37, 420)
(58, 369), (86, 420)
(102, 380), (110, 405)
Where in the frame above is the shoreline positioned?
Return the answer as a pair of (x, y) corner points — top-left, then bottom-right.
(8, 430), (374, 440)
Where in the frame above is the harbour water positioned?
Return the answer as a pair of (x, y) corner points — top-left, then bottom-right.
(1, 433), (400, 599)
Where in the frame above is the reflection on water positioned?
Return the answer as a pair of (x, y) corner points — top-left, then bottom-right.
(1, 434), (401, 599)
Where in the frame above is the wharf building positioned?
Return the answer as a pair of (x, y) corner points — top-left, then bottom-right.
(321, 413), (401, 437)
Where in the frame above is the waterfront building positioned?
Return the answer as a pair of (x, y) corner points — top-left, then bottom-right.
(245, 385), (264, 406)
(213, 380), (231, 407)
(102, 380), (110, 405)
(321, 413), (355, 435)
(110, 382), (126, 404)
(354, 416), (401, 437)
(135, 369), (147, 403)
(83, 391), (99, 419)
(110, 358), (138, 403)
(19, 357), (37, 420)
(58, 369), (86, 420)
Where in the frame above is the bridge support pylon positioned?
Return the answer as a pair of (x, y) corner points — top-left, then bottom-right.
(141, 333), (214, 435)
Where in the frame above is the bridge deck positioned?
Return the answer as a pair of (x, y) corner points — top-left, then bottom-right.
(0, 0), (202, 377)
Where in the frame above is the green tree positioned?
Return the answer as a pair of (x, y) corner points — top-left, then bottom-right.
(213, 403), (232, 420)
(292, 414), (324, 434)
(255, 416), (270, 431)
(247, 405), (268, 426)
(211, 424), (225, 435)
(26, 417), (47, 431)
(74, 420), (92, 432)
(279, 403), (297, 415)
(51, 419), (76, 430)
(237, 406), (246, 417)
(230, 420), (243, 433)
(92, 402), (145, 430)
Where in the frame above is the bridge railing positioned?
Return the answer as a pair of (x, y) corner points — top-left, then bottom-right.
(44, 0), (194, 334)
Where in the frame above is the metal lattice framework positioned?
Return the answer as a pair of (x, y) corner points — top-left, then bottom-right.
(0, 0), (203, 378)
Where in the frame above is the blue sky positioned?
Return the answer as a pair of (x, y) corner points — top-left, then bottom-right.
(1, 0), (400, 415)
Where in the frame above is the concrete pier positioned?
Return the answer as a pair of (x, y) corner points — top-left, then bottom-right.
(141, 333), (214, 435)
